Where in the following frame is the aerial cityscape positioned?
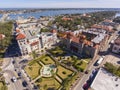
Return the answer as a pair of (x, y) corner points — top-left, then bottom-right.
(0, 1), (120, 90)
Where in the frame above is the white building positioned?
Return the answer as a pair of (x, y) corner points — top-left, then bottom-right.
(15, 22), (58, 55)
(91, 68), (120, 90)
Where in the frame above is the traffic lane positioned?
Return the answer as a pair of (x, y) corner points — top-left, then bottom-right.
(74, 55), (100, 90)
(3, 70), (24, 90)
(13, 58), (33, 90)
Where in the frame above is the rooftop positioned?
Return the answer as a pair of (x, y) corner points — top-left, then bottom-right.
(0, 34), (5, 40)
(114, 36), (120, 45)
(91, 68), (120, 90)
(16, 33), (26, 40)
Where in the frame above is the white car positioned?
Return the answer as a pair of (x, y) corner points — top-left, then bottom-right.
(11, 77), (17, 82)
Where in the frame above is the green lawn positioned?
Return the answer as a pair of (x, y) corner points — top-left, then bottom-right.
(50, 46), (66, 56)
(0, 82), (7, 90)
(79, 61), (87, 70)
(57, 65), (73, 80)
(74, 60), (87, 72)
(82, 58), (91, 64)
(25, 62), (42, 79)
(39, 55), (55, 65)
(36, 77), (61, 90)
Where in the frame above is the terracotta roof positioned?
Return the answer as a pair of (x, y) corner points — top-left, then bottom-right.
(91, 24), (113, 32)
(114, 37), (120, 45)
(51, 29), (57, 33)
(104, 19), (112, 23)
(62, 17), (72, 21)
(71, 36), (80, 43)
(16, 33), (26, 40)
(16, 29), (20, 33)
(93, 44), (99, 49)
(0, 34), (5, 40)
(30, 41), (39, 46)
(84, 40), (91, 46)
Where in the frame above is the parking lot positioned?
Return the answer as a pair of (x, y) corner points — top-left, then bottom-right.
(103, 53), (120, 66)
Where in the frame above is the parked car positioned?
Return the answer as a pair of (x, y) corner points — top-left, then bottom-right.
(19, 59), (28, 64)
(11, 77), (17, 82)
(22, 81), (28, 87)
(12, 60), (16, 64)
(18, 72), (22, 76)
(85, 70), (89, 74)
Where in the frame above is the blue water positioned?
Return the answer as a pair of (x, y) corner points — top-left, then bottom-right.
(115, 13), (120, 17)
(0, 8), (120, 20)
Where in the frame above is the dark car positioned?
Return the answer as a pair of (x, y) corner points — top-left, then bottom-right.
(12, 60), (16, 64)
(83, 83), (88, 90)
(33, 85), (39, 89)
(22, 81), (28, 87)
(19, 59), (28, 64)
(18, 72), (22, 76)
(85, 70), (89, 74)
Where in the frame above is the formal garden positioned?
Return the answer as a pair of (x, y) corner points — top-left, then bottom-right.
(24, 54), (75, 90)
(24, 44), (92, 90)
(49, 46), (90, 72)
(0, 74), (7, 90)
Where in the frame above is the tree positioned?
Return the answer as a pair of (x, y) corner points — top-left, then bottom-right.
(32, 51), (37, 59)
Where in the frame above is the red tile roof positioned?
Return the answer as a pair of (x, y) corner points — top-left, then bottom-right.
(71, 36), (80, 43)
(93, 44), (99, 49)
(51, 29), (57, 33)
(30, 41), (39, 46)
(62, 17), (72, 21)
(114, 37), (120, 45)
(16, 29), (20, 33)
(91, 24), (113, 32)
(16, 33), (26, 40)
(0, 34), (5, 40)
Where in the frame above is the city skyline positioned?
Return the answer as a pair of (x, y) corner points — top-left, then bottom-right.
(0, 0), (120, 8)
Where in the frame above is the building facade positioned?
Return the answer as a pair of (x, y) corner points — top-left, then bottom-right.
(112, 36), (120, 54)
(15, 22), (58, 56)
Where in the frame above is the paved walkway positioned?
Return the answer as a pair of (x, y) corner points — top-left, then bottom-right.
(31, 75), (42, 83)
(55, 75), (62, 83)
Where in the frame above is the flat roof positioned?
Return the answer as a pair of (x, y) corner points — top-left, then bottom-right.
(91, 68), (120, 90)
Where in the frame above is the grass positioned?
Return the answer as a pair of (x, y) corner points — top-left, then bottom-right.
(0, 82), (4, 90)
(82, 58), (91, 64)
(39, 55), (55, 65)
(50, 46), (66, 56)
(25, 62), (42, 80)
(74, 60), (88, 72)
(57, 65), (73, 80)
(36, 77), (61, 90)
(0, 82), (7, 90)
(79, 61), (87, 70)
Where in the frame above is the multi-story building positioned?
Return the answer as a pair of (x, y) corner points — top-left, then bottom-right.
(112, 36), (120, 54)
(15, 22), (58, 56)
(60, 29), (108, 57)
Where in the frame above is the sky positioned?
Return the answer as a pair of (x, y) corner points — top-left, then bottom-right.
(0, 0), (120, 8)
